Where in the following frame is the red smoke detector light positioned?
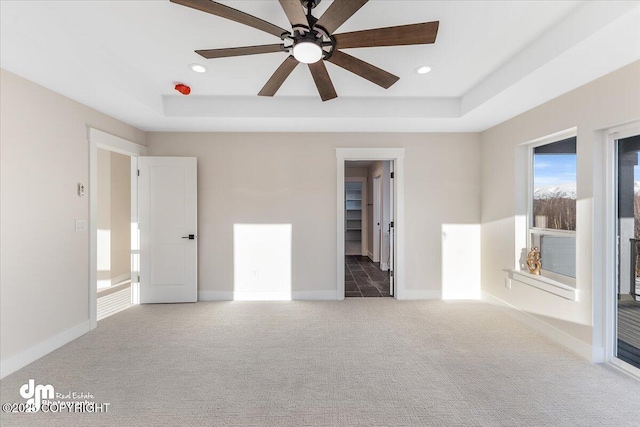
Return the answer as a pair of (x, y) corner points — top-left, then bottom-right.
(175, 83), (191, 95)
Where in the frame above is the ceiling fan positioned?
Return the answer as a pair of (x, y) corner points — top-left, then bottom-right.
(170, 0), (439, 101)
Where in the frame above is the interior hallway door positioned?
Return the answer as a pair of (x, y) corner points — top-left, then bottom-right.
(138, 157), (198, 303)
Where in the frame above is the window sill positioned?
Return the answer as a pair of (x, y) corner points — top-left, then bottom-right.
(508, 269), (578, 301)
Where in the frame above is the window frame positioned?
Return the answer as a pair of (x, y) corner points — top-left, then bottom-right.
(527, 130), (577, 286)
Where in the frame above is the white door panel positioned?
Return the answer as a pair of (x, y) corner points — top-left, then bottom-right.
(139, 157), (197, 303)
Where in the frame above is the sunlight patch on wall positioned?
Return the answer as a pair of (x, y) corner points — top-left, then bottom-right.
(233, 224), (292, 301)
(442, 224), (481, 300)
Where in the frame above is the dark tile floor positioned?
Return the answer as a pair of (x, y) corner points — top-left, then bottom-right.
(345, 256), (391, 297)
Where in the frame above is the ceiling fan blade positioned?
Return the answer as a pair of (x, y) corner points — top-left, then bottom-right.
(279, 0), (308, 27)
(315, 0), (368, 34)
(334, 22), (439, 49)
(196, 44), (284, 59)
(170, 0), (288, 38)
(308, 61), (337, 102)
(258, 56), (299, 97)
(328, 50), (399, 89)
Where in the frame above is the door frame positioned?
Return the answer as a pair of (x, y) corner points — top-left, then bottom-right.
(372, 174), (382, 262)
(336, 148), (405, 300)
(603, 120), (640, 378)
(88, 128), (147, 330)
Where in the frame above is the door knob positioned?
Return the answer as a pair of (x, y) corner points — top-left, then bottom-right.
(182, 234), (197, 240)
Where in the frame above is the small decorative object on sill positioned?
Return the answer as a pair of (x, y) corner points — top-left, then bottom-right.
(526, 247), (542, 275)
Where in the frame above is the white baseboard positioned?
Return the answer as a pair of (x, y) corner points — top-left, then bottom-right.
(292, 290), (338, 300)
(111, 272), (131, 286)
(401, 289), (442, 300)
(198, 290), (338, 301)
(380, 262), (389, 271)
(367, 251), (374, 260)
(482, 292), (596, 362)
(1, 320), (91, 379)
(592, 347), (606, 364)
(198, 291), (233, 301)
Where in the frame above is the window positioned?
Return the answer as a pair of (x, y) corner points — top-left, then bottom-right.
(530, 136), (577, 281)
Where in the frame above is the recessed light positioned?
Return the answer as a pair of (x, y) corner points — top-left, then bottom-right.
(189, 63), (207, 73)
(415, 65), (432, 75)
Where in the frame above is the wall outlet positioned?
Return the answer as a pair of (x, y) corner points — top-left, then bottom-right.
(505, 278), (512, 290)
(75, 220), (87, 232)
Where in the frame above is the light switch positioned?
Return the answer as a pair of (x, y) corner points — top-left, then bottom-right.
(75, 220), (87, 232)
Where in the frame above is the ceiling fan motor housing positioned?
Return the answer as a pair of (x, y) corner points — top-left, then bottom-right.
(300, 0), (322, 10)
(292, 32), (324, 63)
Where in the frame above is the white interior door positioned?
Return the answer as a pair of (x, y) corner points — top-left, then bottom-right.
(138, 157), (197, 303)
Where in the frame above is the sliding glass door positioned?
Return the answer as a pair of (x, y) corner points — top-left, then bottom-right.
(616, 134), (640, 369)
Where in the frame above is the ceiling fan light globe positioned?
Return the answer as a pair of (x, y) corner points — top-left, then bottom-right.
(293, 41), (323, 64)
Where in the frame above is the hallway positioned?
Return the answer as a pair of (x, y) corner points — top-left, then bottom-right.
(345, 256), (391, 297)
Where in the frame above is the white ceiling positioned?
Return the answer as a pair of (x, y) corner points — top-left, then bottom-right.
(1, 0), (639, 132)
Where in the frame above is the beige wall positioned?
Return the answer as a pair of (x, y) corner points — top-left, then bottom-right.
(96, 149), (132, 283)
(146, 132), (481, 298)
(480, 60), (640, 351)
(110, 151), (131, 281)
(0, 69), (145, 361)
(344, 167), (368, 178)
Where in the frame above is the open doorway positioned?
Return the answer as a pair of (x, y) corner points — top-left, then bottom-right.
(89, 129), (147, 329)
(344, 160), (393, 297)
(95, 148), (137, 320)
(336, 148), (405, 300)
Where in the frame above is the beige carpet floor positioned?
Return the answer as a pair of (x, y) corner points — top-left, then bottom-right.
(1, 299), (639, 426)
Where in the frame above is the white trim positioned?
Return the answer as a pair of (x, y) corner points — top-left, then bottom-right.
(97, 279), (131, 298)
(0, 320), (91, 379)
(402, 289), (442, 300)
(88, 128), (147, 331)
(336, 148), (405, 300)
(603, 125), (618, 368)
(197, 291), (339, 301)
(521, 127), (578, 148)
(336, 148), (406, 160)
(232, 291), (292, 301)
(602, 120), (640, 371)
(89, 128), (147, 157)
(367, 251), (374, 260)
(198, 291), (233, 301)
(482, 292), (598, 361)
(292, 291), (339, 300)
(380, 262), (389, 272)
(508, 270), (578, 300)
(110, 272), (131, 286)
(530, 228), (576, 237)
